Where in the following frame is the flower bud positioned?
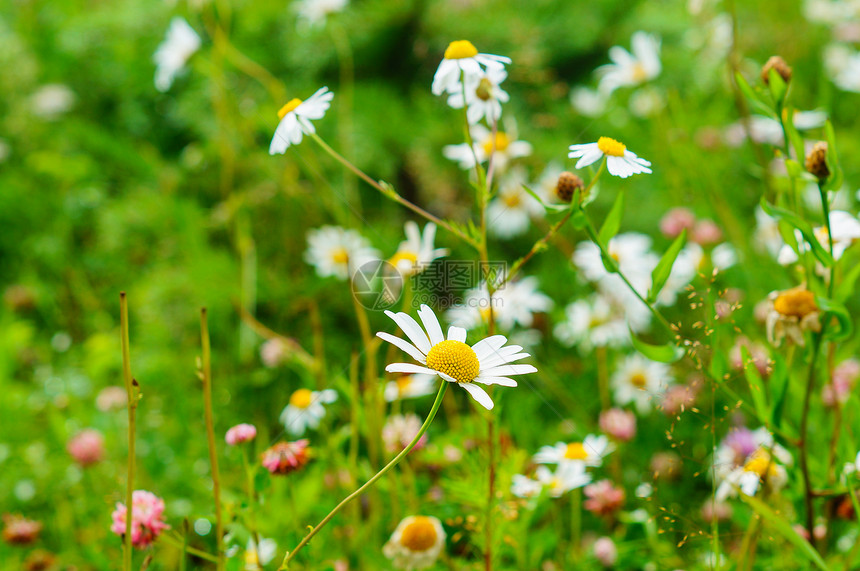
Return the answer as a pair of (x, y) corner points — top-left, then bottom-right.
(761, 56), (792, 85)
(805, 141), (830, 181)
(555, 171), (584, 203)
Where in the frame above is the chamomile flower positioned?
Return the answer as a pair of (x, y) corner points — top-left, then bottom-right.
(533, 434), (614, 468)
(554, 294), (651, 352)
(612, 354), (673, 413)
(294, 0), (347, 27)
(383, 515), (446, 570)
(486, 169), (545, 238)
(269, 87), (334, 155)
(535, 462), (592, 497)
(446, 67), (510, 124)
(511, 473), (544, 498)
(432, 40), (511, 96)
(715, 448), (789, 501)
(765, 286), (821, 346)
(227, 537), (277, 571)
(279, 388), (338, 436)
(389, 222), (448, 276)
(776, 210), (860, 265)
(383, 373), (437, 402)
(568, 137), (652, 178)
(376, 304), (537, 410)
(573, 233), (658, 299)
(304, 226), (380, 280)
(446, 275), (553, 332)
(597, 31), (661, 95)
(154, 17), (201, 92)
(443, 124), (532, 172)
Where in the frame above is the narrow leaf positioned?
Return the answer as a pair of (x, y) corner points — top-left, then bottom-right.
(741, 345), (770, 423)
(823, 120), (843, 192)
(735, 72), (777, 118)
(629, 328), (684, 363)
(598, 191), (625, 247)
(769, 353), (789, 428)
(648, 230), (687, 303)
(760, 198), (834, 267)
(818, 296), (853, 342)
(767, 68), (788, 109)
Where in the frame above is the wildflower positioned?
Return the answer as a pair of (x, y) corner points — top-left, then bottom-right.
(554, 294), (650, 352)
(446, 275), (552, 331)
(486, 169), (545, 238)
(583, 480), (625, 516)
(225, 424), (257, 446)
(715, 448), (789, 501)
(2, 514), (42, 545)
(761, 55), (792, 85)
(692, 219), (723, 246)
(553, 171), (584, 203)
(805, 141), (830, 181)
(650, 451), (683, 480)
(729, 337), (770, 377)
(765, 286), (821, 346)
(96, 386), (127, 412)
(599, 408), (637, 441)
(269, 87), (334, 154)
(66, 429), (105, 466)
(294, 0), (347, 27)
(110, 491), (170, 549)
(260, 338), (289, 368)
(661, 382), (699, 416)
(24, 549), (56, 571)
(280, 388), (337, 436)
(511, 474), (544, 498)
(30, 84), (75, 119)
(261, 440), (311, 475)
(823, 359), (860, 406)
(153, 18), (201, 92)
(754, 206), (785, 257)
(568, 137), (652, 178)
(443, 124), (532, 171)
(383, 515), (446, 569)
(446, 67), (510, 124)
(382, 414), (428, 454)
(536, 462), (592, 497)
(377, 304), (537, 410)
(533, 434), (614, 468)
(826, 43), (860, 92)
(701, 499), (733, 521)
(389, 222), (448, 276)
(777, 211), (860, 266)
(593, 536), (618, 567)
(611, 354), (672, 413)
(227, 536), (277, 570)
(597, 31), (661, 95)
(570, 86), (608, 117)
(384, 373), (436, 402)
(432, 40), (511, 96)
(304, 226), (380, 280)
(843, 451), (860, 477)
(713, 427), (792, 500)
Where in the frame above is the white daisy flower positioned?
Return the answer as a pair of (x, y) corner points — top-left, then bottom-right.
(511, 473), (544, 498)
(777, 210), (860, 265)
(532, 161), (565, 204)
(446, 66), (510, 124)
(554, 294), (650, 352)
(573, 233), (658, 299)
(383, 515), (446, 570)
(269, 87), (334, 155)
(389, 222), (448, 276)
(611, 354), (673, 413)
(535, 462), (592, 497)
(597, 31), (661, 95)
(154, 17), (201, 92)
(377, 304), (537, 410)
(446, 275), (553, 332)
(486, 168), (545, 238)
(443, 123), (532, 172)
(279, 388), (338, 436)
(383, 373), (437, 402)
(432, 40), (511, 96)
(723, 110), (828, 148)
(570, 86), (608, 117)
(533, 434), (615, 468)
(568, 137), (652, 178)
(825, 43), (860, 93)
(843, 451), (860, 477)
(30, 84), (75, 119)
(304, 225), (380, 280)
(242, 538), (277, 570)
(715, 448), (789, 502)
(294, 0), (347, 27)
(754, 206), (784, 257)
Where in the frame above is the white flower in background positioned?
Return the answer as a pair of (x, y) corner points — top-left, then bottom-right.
(713, 427), (793, 483)
(825, 43), (860, 92)
(389, 222), (448, 276)
(304, 225), (380, 280)
(612, 354), (673, 413)
(597, 31), (661, 95)
(30, 84), (76, 119)
(804, 0), (860, 23)
(432, 40), (511, 96)
(628, 86), (665, 118)
(154, 17), (201, 92)
(777, 210), (860, 265)
(242, 538), (277, 570)
(554, 294), (650, 351)
(383, 515), (446, 570)
(443, 123), (532, 171)
(754, 206), (784, 257)
(573, 233), (659, 298)
(377, 305), (537, 410)
(532, 161), (565, 204)
(269, 87), (334, 154)
(533, 434), (615, 468)
(487, 169), (545, 238)
(294, 0), (347, 27)
(715, 448), (790, 501)
(535, 462), (592, 497)
(382, 414), (427, 454)
(568, 137), (652, 178)
(843, 451), (860, 477)
(279, 388), (338, 436)
(383, 373), (437, 402)
(511, 473), (544, 498)
(446, 275), (553, 332)
(446, 66), (510, 124)
(570, 86), (608, 117)
(723, 110), (827, 147)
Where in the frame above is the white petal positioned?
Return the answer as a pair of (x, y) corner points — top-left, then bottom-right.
(459, 382), (494, 410)
(574, 147), (603, 169)
(474, 375), (518, 387)
(385, 363), (438, 375)
(447, 326), (467, 342)
(376, 332), (427, 363)
(471, 335), (508, 360)
(480, 364), (537, 376)
(384, 311), (432, 354)
(417, 305), (445, 346)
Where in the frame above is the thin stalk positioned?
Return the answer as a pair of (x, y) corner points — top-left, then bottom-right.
(570, 488), (582, 561)
(800, 332), (824, 544)
(277, 383), (449, 569)
(120, 292), (136, 571)
(200, 309), (225, 569)
(351, 292), (380, 468)
(162, 533), (219, 563)
(328, 19), (360, 213)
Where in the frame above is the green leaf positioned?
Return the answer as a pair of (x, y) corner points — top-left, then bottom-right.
(770, 353), (789, 428)
(735, 72), (776, 118)
(760, 198), (834, 267)
(741, 345), (769, 423)
(739, 493), (830, 571)
(817, 296), (853, 341)
(647, 230), (687, 304)
(521, 184), (569, 212)
(783, 108), (806, 163)
(629, 328), (684, 363)
(598, 191), (625, 247)
(823, 120), (843, 192)
(835, 260), (860, 303)
(767, 68), (788, 109)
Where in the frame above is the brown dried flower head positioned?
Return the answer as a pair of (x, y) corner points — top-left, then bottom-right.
(555, 171), (584, 203)
(805, 141), (830, 181)
(761, 56), (792, 86)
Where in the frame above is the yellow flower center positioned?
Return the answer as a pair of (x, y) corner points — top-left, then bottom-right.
(631, 62), (648, 83)
(773, 289), (817, 318)
(278, 98), (303, 119)
(475, 77), (494, 101)
(502, 190), (522, 208)
(482, 132), (511, 156)
(425, 340), (480, 384)
(389, 251), (418, 269)
(744, 452), (777, 479)
(564, 442), (588, 460)
(244, 550), (259, 566)
(597, 136), (627, 157)
(331, 247), (350, 265)
(479, 306), (492, 322)
(395, 375), (413, 394)
(630, 372), (648, 389)
(289, 388), (313, 409)
(444, 40), (478, 60)
(399, 516), (438, 551)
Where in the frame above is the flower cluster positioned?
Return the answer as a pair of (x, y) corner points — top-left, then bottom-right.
(110, 491), (170, 549)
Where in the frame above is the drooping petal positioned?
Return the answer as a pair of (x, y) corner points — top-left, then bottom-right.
(459, 382), (494, 410)
(376, 332), (427, 363)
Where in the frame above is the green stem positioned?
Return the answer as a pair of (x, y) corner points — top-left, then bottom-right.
(570, 488), (582, 561)
(818, 182), (835, 298)
(201, 309), (225, 569)
(800, 332), (824, 544)
(277, 383), (448, 569)
(119, 292), (136, 571)
(162, 533), (219, 563)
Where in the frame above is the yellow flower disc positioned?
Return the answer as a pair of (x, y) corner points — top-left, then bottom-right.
(290, 388), (313, 409)
(425, 340), (480, 384)
(444, 40), (478, 60)
(400, 517), (438, 551)
(597, 136), (627, 157)
(278, 98), (303, 119)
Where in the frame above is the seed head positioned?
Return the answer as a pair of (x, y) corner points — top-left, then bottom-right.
(805, 141), (830, 181)
(761, 56), (792, 85)
(555, 171), (584, 203)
